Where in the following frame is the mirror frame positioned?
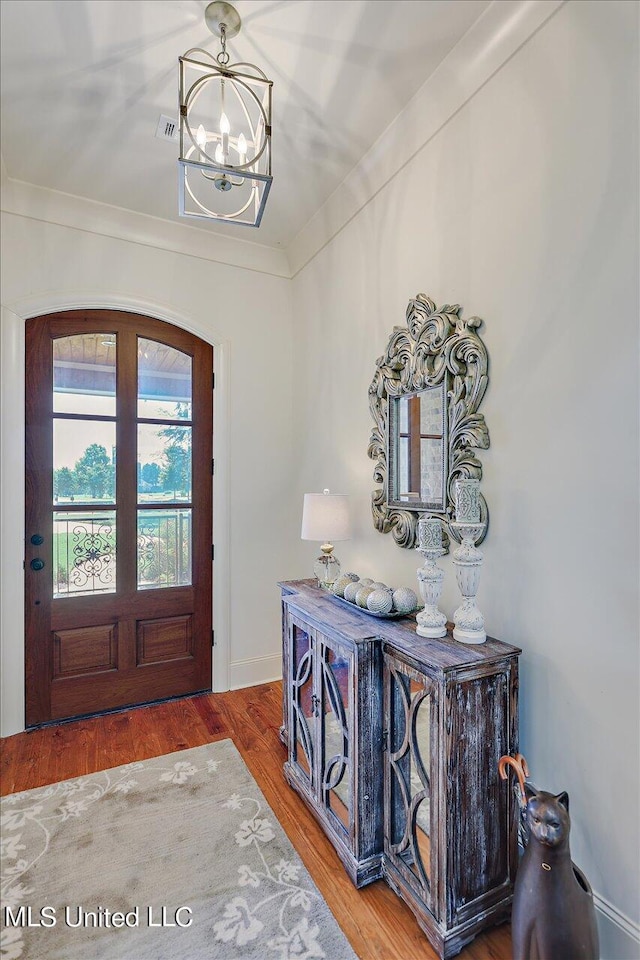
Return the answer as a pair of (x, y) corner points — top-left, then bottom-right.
(368, 294), (489, 549)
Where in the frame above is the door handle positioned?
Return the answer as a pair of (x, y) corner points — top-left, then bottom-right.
(30, 558), (45, 571)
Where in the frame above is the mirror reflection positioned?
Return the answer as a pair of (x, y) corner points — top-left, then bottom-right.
(322, 647), (351, 831)
(410, 680), (431, 883)
(389, 384), (447, 511)
(388, 669), (432, 892)
(292, 625), (314, 781)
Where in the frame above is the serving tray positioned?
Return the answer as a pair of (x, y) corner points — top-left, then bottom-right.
(329, 593), (414, 620)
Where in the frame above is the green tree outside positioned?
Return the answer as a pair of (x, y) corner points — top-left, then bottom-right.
(141, 461), (161, 489)
(74, 444), (115, 499)
(53, 465), (76, 498)
(160, 444), (190, 498)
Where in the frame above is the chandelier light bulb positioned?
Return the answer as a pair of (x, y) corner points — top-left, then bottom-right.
(196, 124), (207, 152)
(215, 143), (224, 164)
(238, 132), (247, 162)
(219, 111), (230, 163)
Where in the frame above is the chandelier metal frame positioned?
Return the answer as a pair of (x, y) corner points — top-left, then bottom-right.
(178, 1), (273, 228)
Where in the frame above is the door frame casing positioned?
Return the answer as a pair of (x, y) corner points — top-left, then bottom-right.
(1, 294), (230, 737)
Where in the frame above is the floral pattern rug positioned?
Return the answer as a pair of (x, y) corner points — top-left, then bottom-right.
(0, 739), (358, 960)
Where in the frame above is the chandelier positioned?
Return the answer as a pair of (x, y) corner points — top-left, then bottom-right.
(178, 1), (273, 227)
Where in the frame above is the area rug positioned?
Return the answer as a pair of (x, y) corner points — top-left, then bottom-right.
(0, 739), (358, 960)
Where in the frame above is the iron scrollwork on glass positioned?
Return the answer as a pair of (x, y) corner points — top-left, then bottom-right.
(137, 511), (192, 589)
(368, 294), (489, 549)
(53, 514), (116, 597)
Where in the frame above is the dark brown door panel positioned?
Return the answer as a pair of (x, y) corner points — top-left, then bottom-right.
(25, 311), (213, 726)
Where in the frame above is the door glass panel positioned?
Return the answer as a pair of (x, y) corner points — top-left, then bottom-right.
(388, 668), (431, 892)
(53, 511), (116, 598)
(137, 509), (192, 589)
(53, 334), (116, 416)
(137, 424), (192, 502)
(322, 646), (350, 830)
(389, 668), (409, 848)
(53, 421), (116, 504)
(291, 624), (314, 782)
(138, 339), (192, 420)
(410, 680), (431, 884)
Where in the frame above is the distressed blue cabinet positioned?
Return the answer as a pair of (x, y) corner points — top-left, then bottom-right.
(281, 589), (384, 887)
(279, 580), (521, 958)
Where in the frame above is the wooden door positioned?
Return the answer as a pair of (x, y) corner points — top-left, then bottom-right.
(25, 311), (213, 726)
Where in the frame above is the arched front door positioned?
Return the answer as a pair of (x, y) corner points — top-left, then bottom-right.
(25, 310), (213, 726)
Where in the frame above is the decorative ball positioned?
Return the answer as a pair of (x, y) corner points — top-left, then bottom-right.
(367, 589), (393, 614)
(344, 572), (360, 582)
(370, 582), (390, 591)
(343, 581), (361, 603)
(359, 577), (373, 586)
(392, 587), (418, 614)
(331, 574), (353, 598)
(356, 586), (375, 608)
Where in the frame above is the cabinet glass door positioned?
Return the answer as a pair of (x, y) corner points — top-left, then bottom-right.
(320, 640), (351, 832)
(290, 621), (315, 787)
(385, 656), (435, 914)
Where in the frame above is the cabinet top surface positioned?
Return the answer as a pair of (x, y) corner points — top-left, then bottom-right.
(279, 579), (521, 669)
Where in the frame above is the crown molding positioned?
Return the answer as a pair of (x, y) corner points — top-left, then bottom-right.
(0, 176), (290, 279)
(1, 2), (564, 282)
(286, 0), (565, 279)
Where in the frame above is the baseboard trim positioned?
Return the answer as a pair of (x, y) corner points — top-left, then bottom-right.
(594, 890), (640, 958)
(229, 654), (282, 690)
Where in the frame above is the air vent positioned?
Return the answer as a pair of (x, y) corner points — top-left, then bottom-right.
(155, 114), (178, 141)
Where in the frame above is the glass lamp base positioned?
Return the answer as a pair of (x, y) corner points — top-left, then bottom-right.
(314, 551), (340, 590)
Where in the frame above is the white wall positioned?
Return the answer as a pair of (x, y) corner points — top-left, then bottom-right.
(0, 0), (637, 954)
(0, 210), (301, 737)
(291, 1), (639, 956)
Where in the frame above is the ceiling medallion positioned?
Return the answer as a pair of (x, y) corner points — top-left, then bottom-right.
(178, 1), (273, 227)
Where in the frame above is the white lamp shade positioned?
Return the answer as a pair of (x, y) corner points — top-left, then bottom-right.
(301, 491), (352, 542)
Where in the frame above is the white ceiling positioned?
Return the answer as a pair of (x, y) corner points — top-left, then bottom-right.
(0, 0), (490, 248)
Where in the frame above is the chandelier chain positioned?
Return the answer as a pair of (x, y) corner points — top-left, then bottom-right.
(216, 23), (230, 65)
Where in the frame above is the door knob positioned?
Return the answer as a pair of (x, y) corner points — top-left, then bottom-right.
(30, 558), (45, 571)
(30, 534), (44, 545)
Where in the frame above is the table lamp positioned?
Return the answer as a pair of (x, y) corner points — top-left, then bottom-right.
(301, 489), (352, 588)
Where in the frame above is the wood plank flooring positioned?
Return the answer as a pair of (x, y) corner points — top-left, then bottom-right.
(0, 684), (513, 960)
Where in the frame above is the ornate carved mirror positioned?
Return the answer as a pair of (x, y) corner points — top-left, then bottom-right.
(368, 295), (489, 549)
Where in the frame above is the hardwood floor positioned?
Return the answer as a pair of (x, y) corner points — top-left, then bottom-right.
(0, 684), (513, 960)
